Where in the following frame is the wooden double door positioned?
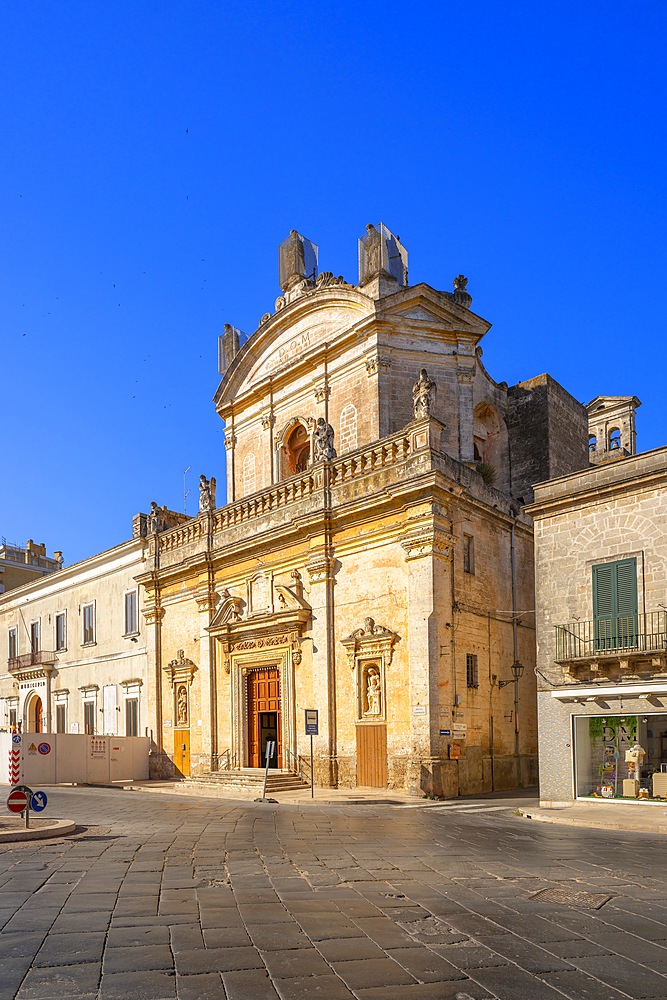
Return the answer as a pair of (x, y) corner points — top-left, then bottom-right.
(247, 668), (282, 768)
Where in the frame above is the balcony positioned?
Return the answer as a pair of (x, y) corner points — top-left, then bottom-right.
(7, 651), (57, 676)
(555, 612), (667, 674)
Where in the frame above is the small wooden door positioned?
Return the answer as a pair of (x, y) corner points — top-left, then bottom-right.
(174, 730), (190, 777)
(356, 724), (387, 787)
(34, 697), (43, 733)
(247, 669), (282, 768)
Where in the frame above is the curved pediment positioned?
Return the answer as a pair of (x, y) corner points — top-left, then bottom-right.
(214, 288), (374, 415)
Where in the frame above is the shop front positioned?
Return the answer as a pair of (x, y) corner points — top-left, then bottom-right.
(574, 712), (667, 802)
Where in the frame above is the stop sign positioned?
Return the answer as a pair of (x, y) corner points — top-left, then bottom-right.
(7, 789), (29, 813)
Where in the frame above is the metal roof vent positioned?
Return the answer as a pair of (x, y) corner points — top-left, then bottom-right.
(358, 223), (408, 286)
(279, 230), (318, 292)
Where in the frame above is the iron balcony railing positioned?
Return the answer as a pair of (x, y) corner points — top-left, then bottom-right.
(7, 650), (57, 673)
(555, 611), (667, 661)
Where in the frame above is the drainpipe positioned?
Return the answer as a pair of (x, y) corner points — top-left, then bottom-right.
(510, 510), (521, 784)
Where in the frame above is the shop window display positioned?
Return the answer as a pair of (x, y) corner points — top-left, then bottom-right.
(574, 714), (667, 801)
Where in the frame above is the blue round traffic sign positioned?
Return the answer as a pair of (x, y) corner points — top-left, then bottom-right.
(12, 734), (21, 744)
(30, 791), (48, 812)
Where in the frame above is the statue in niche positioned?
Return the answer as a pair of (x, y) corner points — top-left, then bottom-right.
(176, 685), (188, 726)
(365, 224), (383, 275)
(199, 474), (217, 513)
(365, 667), (381, 716)
(412, 368), (436, 419)
(313, 417), (337, 461)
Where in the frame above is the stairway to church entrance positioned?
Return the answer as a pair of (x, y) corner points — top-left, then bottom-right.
(247, 668), (282, 768)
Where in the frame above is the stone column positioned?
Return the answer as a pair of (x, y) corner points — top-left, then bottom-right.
(142, 576), (166, 777)
(457, 363), (476, 464)
(224, 432), (237, 502)
(400, 516), (453, 796)
(366, 354), (392, 439)
(305, 549), (337, 787)
(195, 582), (217, 773)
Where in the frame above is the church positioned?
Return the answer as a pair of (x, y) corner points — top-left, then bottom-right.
(136, 225), (590, 795)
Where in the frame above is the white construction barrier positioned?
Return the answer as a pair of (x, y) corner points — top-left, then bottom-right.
(0, 732), (149, 786)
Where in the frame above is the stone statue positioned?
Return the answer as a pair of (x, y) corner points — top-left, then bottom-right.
(364, 224), (383, 276)
(412, 369), (436, 419)
(148, 501), (162, 534)
(176, 685), (188, 726)
(282, 230), (306, 289)
(313, 417), (337, 461)
(199, 475), (217, 513)
(366, 668), (381, 716)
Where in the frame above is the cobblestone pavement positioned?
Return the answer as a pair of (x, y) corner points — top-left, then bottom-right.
(1, 789), (667, 1000)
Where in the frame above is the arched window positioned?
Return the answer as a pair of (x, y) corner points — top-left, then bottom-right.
(339, 403), (358, 453)
(285, 423), (310, 475)
(609, 428), (621, 450)
(589, 435), (597, 453)
(242, 452), (256, 496)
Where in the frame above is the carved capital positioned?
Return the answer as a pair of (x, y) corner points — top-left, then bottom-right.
(261, 410), (275, 431)
(306, 553), (335, 584)
(456, 366), (475, 386)
(195, 590), (217, 614)
(142, 603), (164, 626)
(401, 528), (453, 562)
(224, 433), (237, 451)
(366, 354), (392, 377)
(314, 384), (330, 403)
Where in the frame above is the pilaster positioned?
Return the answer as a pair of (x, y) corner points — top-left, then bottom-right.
(305, 551), (338, 787)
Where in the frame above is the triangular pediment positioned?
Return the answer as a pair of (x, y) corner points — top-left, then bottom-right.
(377, 283), (491, 338)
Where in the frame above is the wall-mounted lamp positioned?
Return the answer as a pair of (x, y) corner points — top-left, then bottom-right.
(498, 661), (524, 689)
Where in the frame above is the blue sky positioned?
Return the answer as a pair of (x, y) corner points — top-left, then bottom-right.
(3, 1), (666, 566)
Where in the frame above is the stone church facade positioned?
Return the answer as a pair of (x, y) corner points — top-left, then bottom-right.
(139, 226), (591, 795)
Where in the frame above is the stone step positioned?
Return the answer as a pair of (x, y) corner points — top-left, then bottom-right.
(186, 769), (309, 794)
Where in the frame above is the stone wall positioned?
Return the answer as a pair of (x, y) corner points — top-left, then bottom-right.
(507, 374), (589, 503)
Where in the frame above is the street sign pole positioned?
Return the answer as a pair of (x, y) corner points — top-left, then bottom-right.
(261, 741), (275, 802)
(304, 710), (318, 799)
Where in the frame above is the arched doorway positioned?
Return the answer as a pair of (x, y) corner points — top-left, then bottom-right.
(27, 694), (43, 733)
(283, 423), (310, 476)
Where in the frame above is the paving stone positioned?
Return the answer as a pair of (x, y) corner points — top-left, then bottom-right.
(260, 946), (332, 978)
(355, 983), (494, 999)
(175, 946), (264, 974)
(221, 968), (281, 999)
(34, 931), (106, 966)
(471, 964), (571, 998)
(331, 956), (417, 989)
(16, 962), (101, 999)
(315, 936), (387, 962)
(575, 955), (667, 997)
(387, 945), (469, 981)
(546, 938), (614, 958)
(349, 916), (418, 948)
(203, 926), (253, 948)
(51, 911), (112, 934)
(246, 922), (311, 951)
(431, 942), (512, 968)
(99, 969), (177, 999)
(480, 933), (575, 973)
(175, 972), (226, 1000)
(0, 930), (47, 959)
(170, 922), (204, 951)
(272, 973), (356, 999)
(538, 970), (635, 999)
(103, 944), (174, 973)
(237, 903), (293, 924)
(106, 925), (171, 948)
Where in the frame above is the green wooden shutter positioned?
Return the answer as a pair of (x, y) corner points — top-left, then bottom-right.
(592, 558), (637, 650)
